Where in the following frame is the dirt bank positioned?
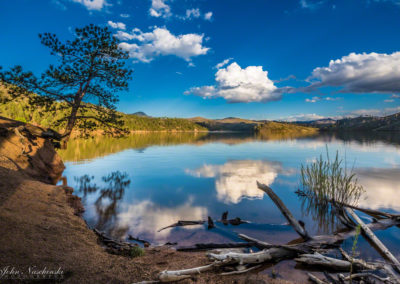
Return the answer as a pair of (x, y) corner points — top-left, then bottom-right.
(0, 117), (291, 284)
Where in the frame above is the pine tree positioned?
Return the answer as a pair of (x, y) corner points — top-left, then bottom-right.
(1, 24), (133, 143)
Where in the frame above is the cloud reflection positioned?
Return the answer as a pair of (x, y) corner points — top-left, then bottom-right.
(187, 160), (295, 204)
(117, 198), (207, 242)
(356, 168), (400, 211)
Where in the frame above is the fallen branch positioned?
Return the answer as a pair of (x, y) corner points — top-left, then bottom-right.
(307, 273), (329, 284)
(94, 229), (142, 256)
(220, 264), (261, 275)
(177, 242), (256, 252)
(157, 220), (205, 232)
(296, 189), (399, 219)
(135, 184), (400, 283)
(207, 216), (215, 229)
(237, 233), (272, 248)
(257, 181), (310, 240)
(343, 272), (392, 283)
(238, 233), (307, 253)
(339, 247), (378, 270)
(346, 208), (400, 272)
(158, 263), (217, 282)
(295, 252), (374, 271)
(208, 247), (298, 264)
(128, 235), (150, 247)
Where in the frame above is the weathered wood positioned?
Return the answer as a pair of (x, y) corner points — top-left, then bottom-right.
(296, 253), (352, 271)
(339, 247), (378, 270)
(128, 235), (150, 247)
(257, 181), (310, 240)
(346, 208), (400, 272)
(343, 272), (392, 283)
(208, 247), (298, 264)
(295, 252), (375, 271)
(158, 263), (216, 282)
(220, 265), (261, 275)
(205, 214), (400, 273)
(94, 228), (144, 257)
(177, 242), (256, 252)
(135, 185), (400, 283)
(221, 211), (228, 225)
(307, 273), (329, 284)
(308, 217), (400, 248)
(207, 216), (215, 229)
(228, 217), (249, 225)
(237, 233), (272, 248)
(208, 248), (247, 254)
(296, 189), (399, 219)
(238, 233), (307, 253)
(157, 220), (205, 232)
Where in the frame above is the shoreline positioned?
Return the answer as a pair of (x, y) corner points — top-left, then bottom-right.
(0, 117), (292, 283)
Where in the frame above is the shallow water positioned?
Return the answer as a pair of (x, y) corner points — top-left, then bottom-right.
(59, 131), (400, 266)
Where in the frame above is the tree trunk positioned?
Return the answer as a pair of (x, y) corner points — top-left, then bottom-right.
(61, 80), (90, 148)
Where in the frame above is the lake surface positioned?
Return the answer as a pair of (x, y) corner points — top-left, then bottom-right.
(59, 131), (400, 277)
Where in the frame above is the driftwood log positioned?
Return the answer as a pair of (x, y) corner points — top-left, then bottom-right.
(346, 208), (400, 272)
(157, 220), (205, 232)
(94, 229), (142, 256)
(134, 182), (400, 283)
(157, 213), (249, 232)
(128, 235), (150, 247)
(177, 242), (256, 252)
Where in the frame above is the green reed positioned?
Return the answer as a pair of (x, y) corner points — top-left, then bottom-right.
(297, 147), (364, 232)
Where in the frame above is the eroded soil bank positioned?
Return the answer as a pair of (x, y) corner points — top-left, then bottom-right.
(0, 117), (291, 284)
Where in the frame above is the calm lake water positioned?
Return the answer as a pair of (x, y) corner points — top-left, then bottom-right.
(59, 131), (400, 276)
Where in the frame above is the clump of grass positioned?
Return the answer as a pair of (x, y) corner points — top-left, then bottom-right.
(128, 246), (145, 258)
(297, 147), (364, 232)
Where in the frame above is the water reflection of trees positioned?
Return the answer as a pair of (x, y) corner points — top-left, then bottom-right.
(74, 171), (131, 238)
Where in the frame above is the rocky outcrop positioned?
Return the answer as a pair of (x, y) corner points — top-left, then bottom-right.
(0, 116), (64, 184)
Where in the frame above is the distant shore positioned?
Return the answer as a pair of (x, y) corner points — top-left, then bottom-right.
(0, 117), (292, 284)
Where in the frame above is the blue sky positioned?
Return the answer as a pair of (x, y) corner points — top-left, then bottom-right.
(1, 0), (400, 120)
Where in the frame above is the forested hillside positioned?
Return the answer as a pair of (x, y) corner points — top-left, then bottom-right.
(0, 86), (206, 133)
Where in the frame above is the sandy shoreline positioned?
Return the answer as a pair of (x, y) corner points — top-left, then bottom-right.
(0, 116), (292, 284)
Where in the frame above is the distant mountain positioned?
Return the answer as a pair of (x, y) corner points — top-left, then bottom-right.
(296, 113), (400, 131)
(335, 113), (400, 131)
(188, 116), (262, 131)
(296, 118), (337, 126)
(255, 121), (318, 139)
(130, 111), (149, 117)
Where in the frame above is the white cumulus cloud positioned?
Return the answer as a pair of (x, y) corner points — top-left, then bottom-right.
(117, 27), (210, 63)
(117, 199), (207, 242)
(149, 0), (171, 18)
(186, 62), (279, 103)
(185, 8), (201, 19)
(177, 8), (213, 21)
(148, 0), (213, 21)
(215, 58), (233, 69)
(204, 11), (213, 21)
(347, 106), (400, 117)
(283, 113), (326, 122)
(356, 168), (400, 211)
(307, 52), (400, 94)
(107, 20), (126, 30)
(186, 160), (294, 204)
(72, 0), (107, 10)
